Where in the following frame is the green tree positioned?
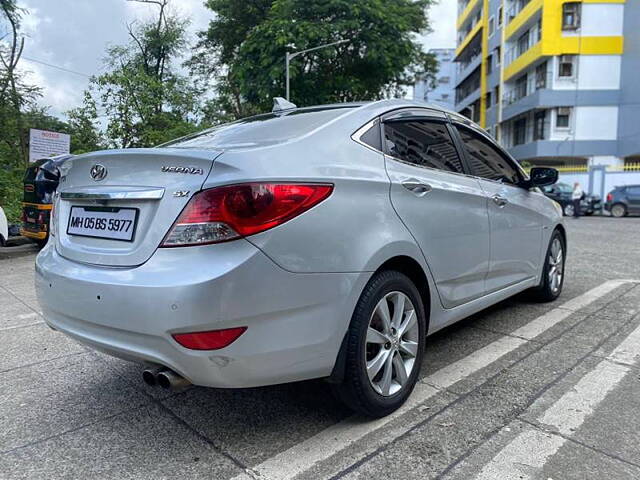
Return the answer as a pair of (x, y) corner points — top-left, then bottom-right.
(86, 0), (200, 148)
(0, 0), (41, 222)
(189, 0), (437, 119)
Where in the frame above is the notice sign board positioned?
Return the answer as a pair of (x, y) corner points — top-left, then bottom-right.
(29, 129), (70, 163)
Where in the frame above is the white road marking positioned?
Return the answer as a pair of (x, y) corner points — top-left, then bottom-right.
(17, 312), (39, 320)
(537, 360), (628, 436)
(512, 279), (628, 340)
(231, 280), (636, 480)
(607, 325), (640, 366)
(474, 430), (564, 480)
(474, 321), (640, 480)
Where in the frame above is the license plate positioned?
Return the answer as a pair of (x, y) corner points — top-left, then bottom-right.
(67, 206), (138, 242)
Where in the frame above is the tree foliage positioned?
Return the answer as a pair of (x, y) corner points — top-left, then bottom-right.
(189, 0), (438, 118)
(85, 0), (200, 148)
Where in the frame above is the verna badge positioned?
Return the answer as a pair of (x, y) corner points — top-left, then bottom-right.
(90, 164), (108, 181)
(161, 165), (204, 175)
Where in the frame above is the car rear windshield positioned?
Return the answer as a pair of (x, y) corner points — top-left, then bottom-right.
(161, 106), (355, 149)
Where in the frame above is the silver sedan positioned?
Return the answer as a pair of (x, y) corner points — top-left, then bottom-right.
(36, 99), (565, 417)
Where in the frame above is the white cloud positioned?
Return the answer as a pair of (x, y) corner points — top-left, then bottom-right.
(421, 0), (457, 50)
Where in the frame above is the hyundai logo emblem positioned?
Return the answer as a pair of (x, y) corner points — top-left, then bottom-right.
(90, 164), (108, 181)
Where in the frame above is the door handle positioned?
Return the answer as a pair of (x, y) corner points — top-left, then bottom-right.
(402, 180), (432, 197)
(492, 194), (508, 207)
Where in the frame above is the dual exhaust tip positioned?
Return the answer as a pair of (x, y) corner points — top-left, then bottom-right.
(142, 366), (191, 389)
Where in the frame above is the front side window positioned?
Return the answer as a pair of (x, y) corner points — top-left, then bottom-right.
(456, 125), (521, 185)
(562, 2), (581, 30)
(384, 121), (465, 174)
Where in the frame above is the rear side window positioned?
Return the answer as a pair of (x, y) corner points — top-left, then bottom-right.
(383, 121), (465, 174)
(455, 125), (521, 185)
(161, 107), (354, 149)
(627, 186), (640, 195)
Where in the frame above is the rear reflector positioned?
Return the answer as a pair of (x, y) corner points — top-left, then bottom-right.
(172, 327), (247, 350)
(161, 183), (333, 247)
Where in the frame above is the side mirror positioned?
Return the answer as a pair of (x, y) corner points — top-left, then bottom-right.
(528, 167), (558, 188)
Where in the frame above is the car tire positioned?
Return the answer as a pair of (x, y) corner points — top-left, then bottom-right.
(0, 234), (5, 247)
(529, 230), (565, 303)
(611, 203), (627, 218)
(333, 270), (426, 418)
(563, 204), (574, 217)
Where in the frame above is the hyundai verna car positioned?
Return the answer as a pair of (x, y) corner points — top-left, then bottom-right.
(36, 99), (564, 417)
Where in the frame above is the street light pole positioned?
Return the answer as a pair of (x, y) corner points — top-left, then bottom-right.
(285, 39), (350, 101)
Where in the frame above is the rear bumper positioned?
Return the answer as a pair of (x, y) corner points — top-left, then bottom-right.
(35, 242), (369, 388)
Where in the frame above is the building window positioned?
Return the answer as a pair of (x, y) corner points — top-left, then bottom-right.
(438, 76), (450, 84)
(534, 111), (546, 140)
(515, 74), (528, 100)
(489, 16), (495, 36)
(562, 2), (581, 30)
(513, 118), (527, 146)
(556, 107), (571, 129)
(498, 6), (503, 27)
(558, 55), (575, 78)
(494, 86), (500, 105)
(535, 61), (548, 90)
(517, 31), (530, 56)
(487, 54), (493, 74)
(485, 91), (492, 110)
(495, 47), (501, 66)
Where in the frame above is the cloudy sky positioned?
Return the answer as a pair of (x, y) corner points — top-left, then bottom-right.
(9, 0), (456, 119)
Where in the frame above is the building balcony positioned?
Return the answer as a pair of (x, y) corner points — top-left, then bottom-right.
(455, 86), (481, 112)
(456, 21), (483, 59)
(508, 140), (619, 161)
(455, 52), (482, 87)
(457, 0), (482, 31)
(504, 0), (543, 41)
(502, 82), (621, 122)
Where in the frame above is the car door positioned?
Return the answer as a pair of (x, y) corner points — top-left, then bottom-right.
(383, 110), (490, 309)
(626, 186), (640, 213)
(452, 123), (545, 294)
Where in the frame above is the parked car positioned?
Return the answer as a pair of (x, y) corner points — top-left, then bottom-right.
(604, 185), (640, 217)
(36, 99), (565, 417)
(541, 182), (601, 216)
(21, 155), (73, 247)
(0, 206), (7, 247)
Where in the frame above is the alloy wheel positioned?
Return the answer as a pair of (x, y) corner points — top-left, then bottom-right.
(563, 204), (574, 217)
(365, 291), (419, 396)
(611, 204), (625, 218)
(548, 238), (564, 294)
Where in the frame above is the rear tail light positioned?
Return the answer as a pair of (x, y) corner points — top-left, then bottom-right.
(172, 327), (247, 350)
(161, 183), (333, 247)
(606, 193), (613, 203)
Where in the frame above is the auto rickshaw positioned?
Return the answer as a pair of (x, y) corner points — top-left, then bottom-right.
(21, 155), (73, 247)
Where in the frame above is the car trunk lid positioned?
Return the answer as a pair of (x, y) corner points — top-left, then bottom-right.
(55, 148), (222, 267)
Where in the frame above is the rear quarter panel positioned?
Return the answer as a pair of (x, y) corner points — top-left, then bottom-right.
(204, 114), (424, 275)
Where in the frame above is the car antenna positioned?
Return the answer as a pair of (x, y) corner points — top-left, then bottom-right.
(272, 97), (297, 112)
